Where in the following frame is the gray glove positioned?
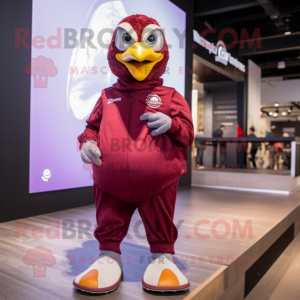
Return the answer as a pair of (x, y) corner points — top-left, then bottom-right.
(81, 140), (101, 166)
(140, 112), (172, 137)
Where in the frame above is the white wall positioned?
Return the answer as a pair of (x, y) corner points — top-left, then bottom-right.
(261, 79), (300, 103)
(247, 60), (261, 134)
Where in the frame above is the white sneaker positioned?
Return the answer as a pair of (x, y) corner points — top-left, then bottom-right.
(73, 251), (122, 293)
(142, 253), (190, 292)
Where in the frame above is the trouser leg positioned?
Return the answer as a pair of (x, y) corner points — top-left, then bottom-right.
(269, 151), (275, 169)
(277, 153), (280, 169)
(251, 149), (257, 168)
(213, 145), (217, 167)
(221, 149), (226, 166)
(137, 180), (179, 254)
(200, 149), (204, 166)
(196, 148), (200, 165)
(93, 184), (137, 254)
(286, 153), (291, 169)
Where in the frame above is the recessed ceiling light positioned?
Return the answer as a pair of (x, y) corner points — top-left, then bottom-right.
(273, 112), (278, 117)
(278, 61), (286, 69)
(282, 112), (287, 116)
(274, 102), (279, 107)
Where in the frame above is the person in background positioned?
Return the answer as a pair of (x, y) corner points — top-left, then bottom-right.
(212, 124), (225, 138)
(282, 133), (291, 170)
(247, 126), (259, 168)
(236, 122), (246, 166)
(195, 127), (205, 169)
(236, 122), (244, 137)
(212, 124), (226, 168)
(265, 131), (276, 170)
(273, 140), (283, 170)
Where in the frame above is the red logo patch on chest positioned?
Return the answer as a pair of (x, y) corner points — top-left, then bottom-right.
(146, 94), (162, 108)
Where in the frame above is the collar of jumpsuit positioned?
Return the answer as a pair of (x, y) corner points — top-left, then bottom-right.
(112, 78), (163, 92)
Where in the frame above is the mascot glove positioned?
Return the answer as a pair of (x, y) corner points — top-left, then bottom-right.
(81, 140), (101, 166)
(140, 112), (172, 137)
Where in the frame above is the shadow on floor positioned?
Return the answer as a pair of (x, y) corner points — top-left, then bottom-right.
(63, 240), (188, 283)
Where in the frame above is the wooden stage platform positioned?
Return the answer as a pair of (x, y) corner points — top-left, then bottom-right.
(0, 187), (299, 300)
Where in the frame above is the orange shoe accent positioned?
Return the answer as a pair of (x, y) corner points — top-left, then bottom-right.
(79, 269), (98, 288)
(158, 269), (180, 287)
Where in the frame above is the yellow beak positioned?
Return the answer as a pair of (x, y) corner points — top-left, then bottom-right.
(116, 42), (164, 81)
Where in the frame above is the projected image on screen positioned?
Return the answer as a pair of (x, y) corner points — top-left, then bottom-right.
(29, 0), (186, 193)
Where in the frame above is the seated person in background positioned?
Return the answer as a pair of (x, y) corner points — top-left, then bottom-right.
(195, 127), (205, 169)
(212, 124), (226, 168)
(282, 132), (291, 170)
(247, 126), (259, 168)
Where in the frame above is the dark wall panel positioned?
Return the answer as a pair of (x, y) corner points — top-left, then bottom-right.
(205, 81), (238, 137)
(204, 81), (241, 167)
(175, 0), (194, 187)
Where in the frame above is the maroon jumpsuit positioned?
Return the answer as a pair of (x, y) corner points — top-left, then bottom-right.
(78, 78), (193, 254)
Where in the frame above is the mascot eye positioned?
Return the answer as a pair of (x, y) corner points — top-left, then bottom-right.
(115, 28), (135, 51)
(146, 33), (157, 45)
(122, 33), (133, 44)
(143, 30), (164, 51)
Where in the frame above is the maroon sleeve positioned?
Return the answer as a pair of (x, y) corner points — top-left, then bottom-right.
(167, 90), (194, 149)
(77, 95), (103, 148)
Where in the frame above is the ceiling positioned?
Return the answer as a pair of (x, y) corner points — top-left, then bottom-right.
(261, 101), (300, 120)
(194, 0), (300, 80)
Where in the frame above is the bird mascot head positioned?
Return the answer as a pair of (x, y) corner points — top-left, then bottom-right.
(108, 14), (169, 82)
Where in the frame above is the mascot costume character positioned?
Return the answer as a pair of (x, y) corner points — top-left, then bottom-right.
(74, 14), (194, 293)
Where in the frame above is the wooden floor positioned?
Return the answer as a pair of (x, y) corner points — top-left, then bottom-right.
(0, 187), (299, 300)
